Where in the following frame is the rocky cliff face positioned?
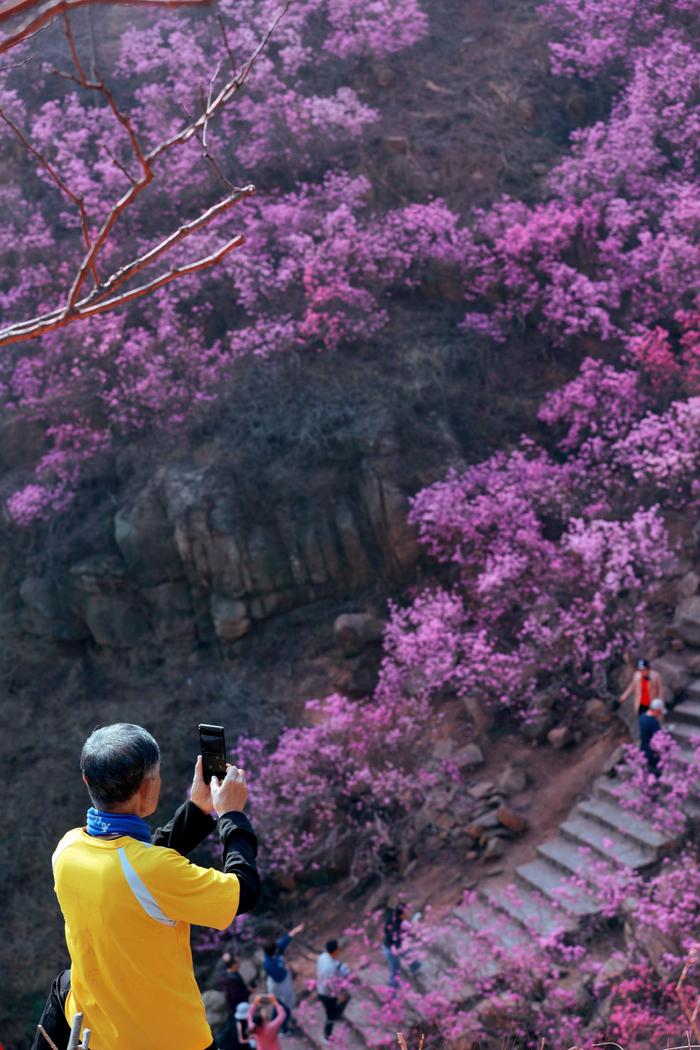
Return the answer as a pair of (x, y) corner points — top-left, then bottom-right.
(14, 384), (454, 654)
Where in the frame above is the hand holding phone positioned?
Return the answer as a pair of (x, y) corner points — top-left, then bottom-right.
(190, 755), (215, 815)
(210, 764), (248, 816)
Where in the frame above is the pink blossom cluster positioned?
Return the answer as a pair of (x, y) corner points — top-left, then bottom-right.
(462, 7), (700, 346)
(234, 690), (444, 876)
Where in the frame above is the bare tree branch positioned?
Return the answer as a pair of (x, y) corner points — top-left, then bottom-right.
(0, 219), (249, 347)
(0, 102), (99, 285)
(0, 0), (291, 348)
(0, 0), (214, 55)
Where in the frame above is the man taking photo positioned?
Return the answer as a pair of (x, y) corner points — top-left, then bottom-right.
(33, 722), (260, 1050)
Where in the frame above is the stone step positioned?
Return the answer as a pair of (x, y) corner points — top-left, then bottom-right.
(287, 1021), (331, 1050)
(432, 917), (477, 964)
(670, 699), (700, 727)
(340, 1000), (386, 1048)
(452, 900), (536, 978)
(453, 900), (532, 956)
(351, 967), (385, 1004)
(537, 836), (604, 882)
(560, 814), (656, 869)
(482, 881), (572, 938)
(515, 858), (600, 917)
(595, 774), (700, 826)
(423, 915), (518, 986)
(594, 775), (634, 804)
(669, 720), (700, 749)
(684, 680), (700, 703)
(577, 796), (667, 850)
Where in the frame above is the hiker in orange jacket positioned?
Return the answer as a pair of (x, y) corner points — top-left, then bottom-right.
(620, 658), (663, 717)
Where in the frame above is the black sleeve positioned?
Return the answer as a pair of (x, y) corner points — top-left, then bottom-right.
(152, 800), (217, 857)
(218, 810), (261, 914)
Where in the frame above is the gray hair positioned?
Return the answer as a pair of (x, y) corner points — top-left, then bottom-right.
(81, 723), (160, 810)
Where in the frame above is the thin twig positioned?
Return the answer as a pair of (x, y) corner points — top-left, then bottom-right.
(0, 103), (99, 285)
(0, 204), (250, 347)
(217, 11), (236, 75)
(1, 0), (213, 55)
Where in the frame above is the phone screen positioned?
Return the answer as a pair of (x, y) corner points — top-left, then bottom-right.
(198, 724), (227, 784)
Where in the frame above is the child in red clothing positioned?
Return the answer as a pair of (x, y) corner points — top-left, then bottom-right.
(249, 994), (285, 1050)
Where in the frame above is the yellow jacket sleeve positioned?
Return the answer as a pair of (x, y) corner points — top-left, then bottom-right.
(138, 845), (240, 929)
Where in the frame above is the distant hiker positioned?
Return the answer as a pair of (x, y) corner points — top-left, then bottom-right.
(249, 994), (285, 1050)
(263, 923), (304, 1032)
(215, 955), (251, 1049)
(220, 954), (250, 1015)
(382, 903), (421, 988)
(316, 939), (351, 1042)
(639, 697), (667, 775)
(33, 723), (260, 1050)
(235, 1000), (255, 1048)
(619, 658), (663, 739)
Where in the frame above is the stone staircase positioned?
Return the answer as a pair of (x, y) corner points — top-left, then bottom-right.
(278, 696), (700, 1048)
(466, 694), (700, 945)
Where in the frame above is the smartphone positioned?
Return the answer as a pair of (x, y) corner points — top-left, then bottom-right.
(198, 724), (227, 784)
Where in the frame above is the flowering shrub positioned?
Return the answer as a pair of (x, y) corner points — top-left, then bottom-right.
(0, 0), (433, 519)
(401, 442), (671, 714)
(3, 0), (700, 519)
(235, 690), (444, 877)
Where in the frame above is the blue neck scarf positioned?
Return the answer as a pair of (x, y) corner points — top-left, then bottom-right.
(86, 807), (151, 844)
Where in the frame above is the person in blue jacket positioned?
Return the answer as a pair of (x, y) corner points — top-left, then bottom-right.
(262, 923), (304, 1033)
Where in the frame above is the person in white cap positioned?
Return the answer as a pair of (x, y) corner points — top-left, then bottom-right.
(639, 697), (667, 775)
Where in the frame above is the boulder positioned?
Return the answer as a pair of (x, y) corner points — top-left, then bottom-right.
(346, 656), (381, 698)
(468, 780), (496, 800)
(453, 743), (484, 769)
(473, 799), (504, 819)
(141, 582), (195, 643)
(497, 804), (528, 834)
(624, 917), (681, 980)
(522, 709), (555, 743)
(333, 612), (385, 655)
(433, 739), (455, 760)
(82, 594), (150, 648)
(210, 595), (251, 641)
(114, 489), (182, 585)
(595, 954), (628, 989)
(476, 991), (520, 1029)
(476, 808), (502, 829)
(483, 836), (506, 860)
(19, 576), (90, 642)
(547, 724), (573, 749)
(497, 764), (529, 794)
(673, 596), (700, 647)
(558, 972), (592, 1014)
(465, 810), (501, 836)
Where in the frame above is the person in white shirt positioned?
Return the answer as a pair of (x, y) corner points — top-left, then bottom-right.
(316, 940), (351, 1041)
